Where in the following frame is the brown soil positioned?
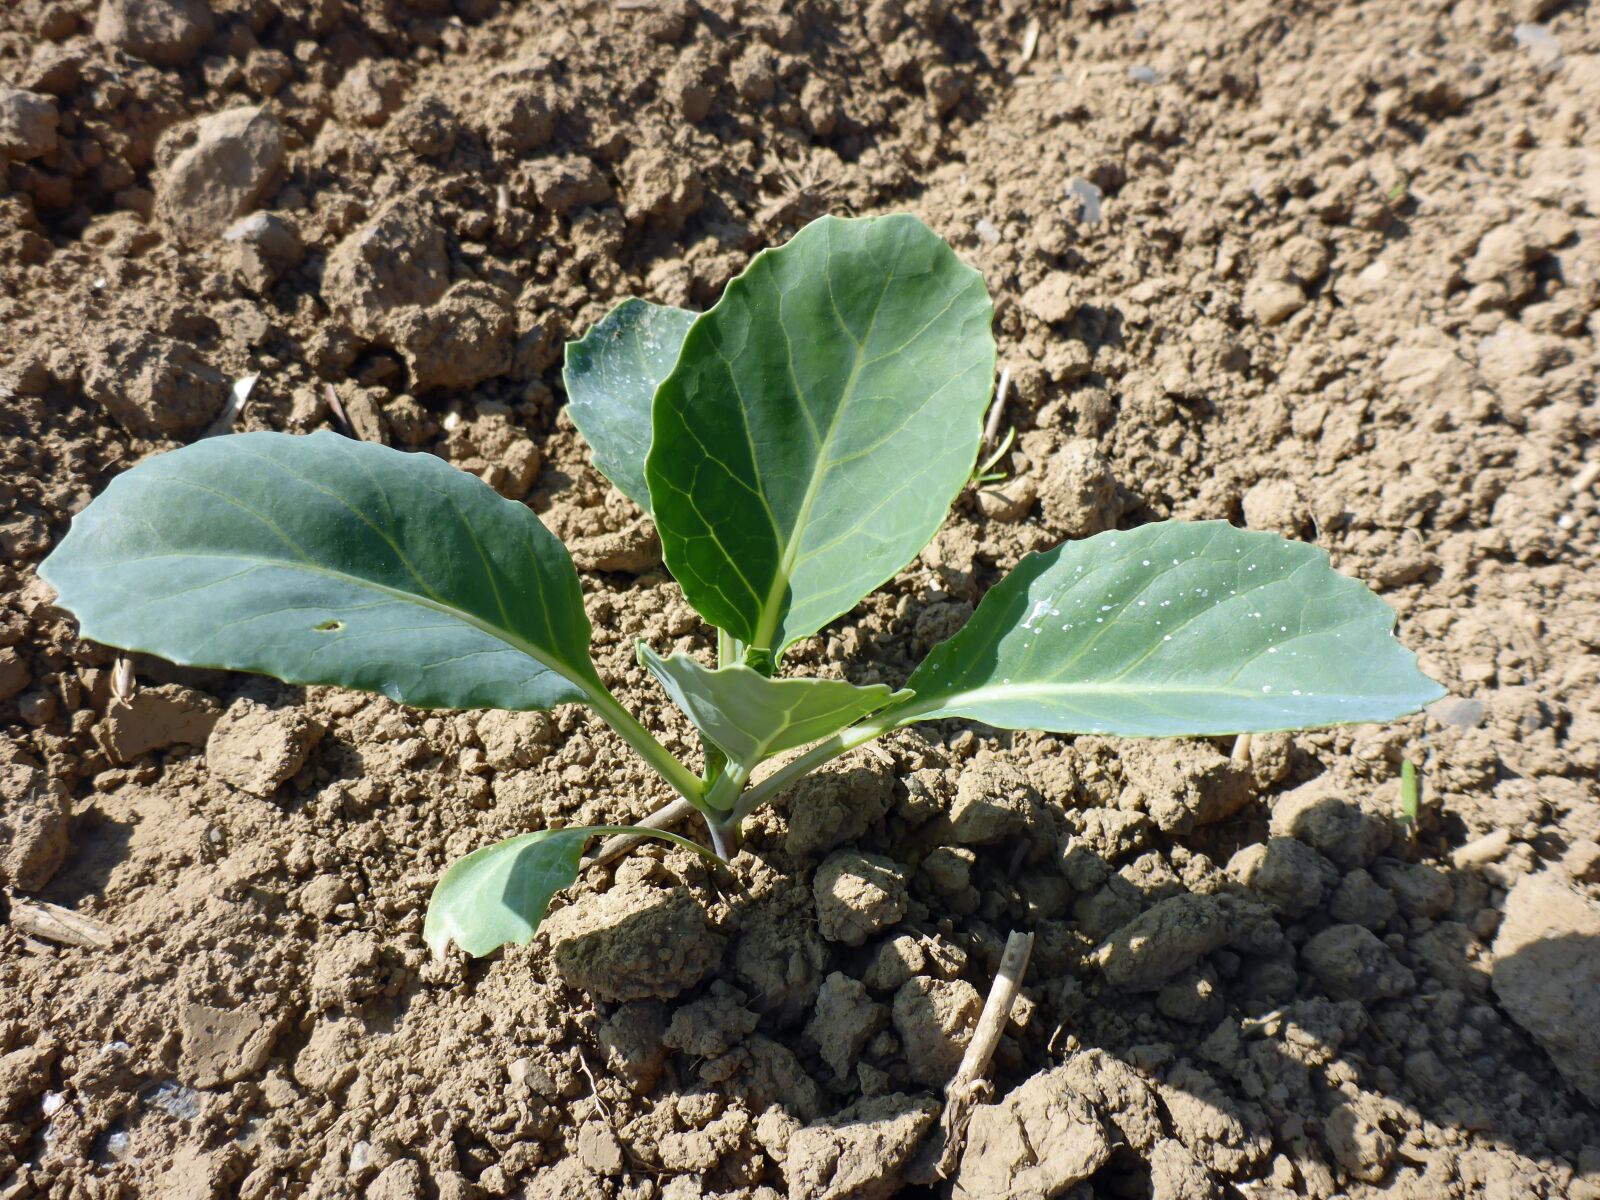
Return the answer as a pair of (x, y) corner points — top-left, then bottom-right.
(3, 0), (1599, 1197)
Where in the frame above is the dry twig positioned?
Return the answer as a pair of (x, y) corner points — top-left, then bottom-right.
(592, 797), (699, 866)
(7, 898), (115, 949)
(931, 929), (1035, 1177)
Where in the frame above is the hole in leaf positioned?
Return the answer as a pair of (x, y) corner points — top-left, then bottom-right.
(314, 619), (344, 633)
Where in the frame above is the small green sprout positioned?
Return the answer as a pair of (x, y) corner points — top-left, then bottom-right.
(39, 215), (1445, 959)
(1398, 758), (1422, 844)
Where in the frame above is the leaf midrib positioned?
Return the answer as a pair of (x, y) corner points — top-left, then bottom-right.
(750, 219), (905, 655)
(71, 547), (598, 697)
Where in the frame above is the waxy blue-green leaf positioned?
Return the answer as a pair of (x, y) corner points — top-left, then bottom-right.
(647, 214), (995, 668)
(39, 431), (602, 711)
(638, 641), (906, 769)
(424, 827), (596, 958)
(901, 521), (1445, 736)
(563, 298), (697, 512)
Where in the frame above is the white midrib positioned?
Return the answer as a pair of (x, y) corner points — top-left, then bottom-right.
(91, 548), (599, 699)
(749, 264), (896, 655)
(899, 679), (1376, 722)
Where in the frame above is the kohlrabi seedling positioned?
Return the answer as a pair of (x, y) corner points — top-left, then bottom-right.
(39, 214), (1445, 960)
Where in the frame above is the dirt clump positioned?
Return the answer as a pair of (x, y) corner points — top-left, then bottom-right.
(782, 1092), (939, 1200)
(95, 683), (219, 763)
(547, 880), (724, 1002)
(892, 976), (980, 1089)
(952, 1066), (1112, 1199)
(82, 328), (230, 436)
(205, 696), (321, 796)
(155, 106), (285, 243)
(1492, 871), (1600, 1103)
(814, 850), (910, 945)
(95, 0), (213, 67)
(0, 745), (69, 891)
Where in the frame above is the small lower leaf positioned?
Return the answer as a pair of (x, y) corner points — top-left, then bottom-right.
(902, 521), (1444, 736)
(424, 827), (600, 958)
(638, 642), (906, 768)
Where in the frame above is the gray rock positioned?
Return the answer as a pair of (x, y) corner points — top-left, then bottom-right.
(1302, 924), (1414, 1002)
(157, 107), (285, 243)
(1492, 872), (1600, 1102)
(0, 87), (59, 161)
(220, 212), (304, 292)
(96, 0), (214, 67)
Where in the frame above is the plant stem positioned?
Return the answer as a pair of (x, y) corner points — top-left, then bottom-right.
(705, 817), (737, 862)
(730, 713), (901, 824)
(584, 686), (705, 809)
(593, 799), (699, 866)
(717, 627), (744, 669)
(703, 760), (751, 813)
(585, 824), (726, 870)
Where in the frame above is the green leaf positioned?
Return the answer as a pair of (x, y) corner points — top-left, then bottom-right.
(39, 431), (602, 711)
(638, 641), (905, 768)
(564, 298), (696, 512)
(424, 827), (596, 958)
(647, 214), (995, 667)
(901, 521), (1445, 736)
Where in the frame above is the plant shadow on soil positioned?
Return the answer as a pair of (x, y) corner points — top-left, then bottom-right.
(443, 757), (1595, 1194)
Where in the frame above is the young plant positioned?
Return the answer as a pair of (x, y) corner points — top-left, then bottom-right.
(39, 214), (1445, 959)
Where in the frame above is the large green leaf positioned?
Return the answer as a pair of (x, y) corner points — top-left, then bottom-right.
(563, 298), (696, 512)
(900, 521), (1445, 736)
(39, 431), (602, 711)
(646, 214), (995, 669)
(638, 641), (905, 769)
(424, 827), (595, 958)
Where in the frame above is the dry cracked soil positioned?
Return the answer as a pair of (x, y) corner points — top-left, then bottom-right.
(2, 0), (1600, 1198)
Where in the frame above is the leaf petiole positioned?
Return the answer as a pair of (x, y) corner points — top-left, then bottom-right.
(583, 686), (706, 810)
(729, 707), (908, 824)
(583, 824), (729, 871)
